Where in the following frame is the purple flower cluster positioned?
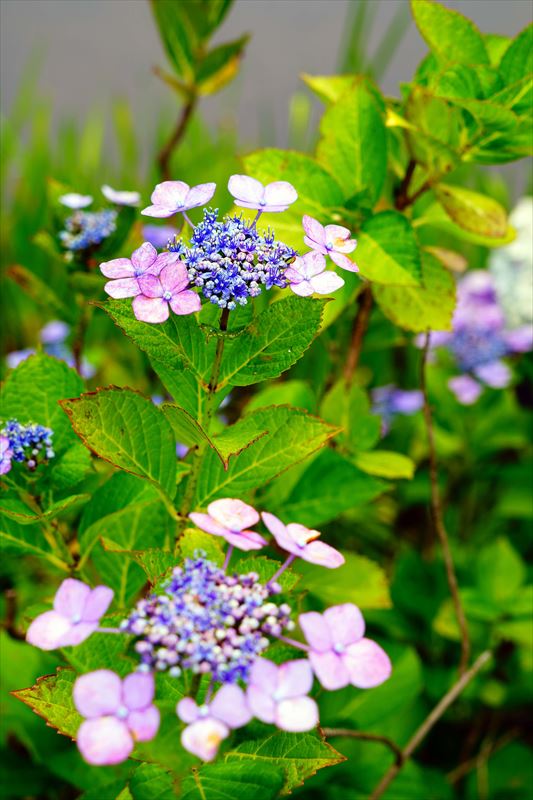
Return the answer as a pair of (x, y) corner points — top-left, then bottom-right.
(168, 209), (296, 309)
(0, 419), (54, 474)
(26, 498), (391, 766)
(60, 209), (117, 252)
(423, 271), (533, 404)
(371, 385), (424, 435)
(99, 174), (353, 323)
(122, 556), (292, 683)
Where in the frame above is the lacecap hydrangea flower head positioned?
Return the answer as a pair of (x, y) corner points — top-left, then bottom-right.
(421, 270), (533, 404)
(26, 498), (391, 765)
(99, 175), (356, 322)
(0, 419), (55, 474)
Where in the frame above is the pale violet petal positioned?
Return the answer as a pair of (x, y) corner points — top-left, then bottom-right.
(277, 659), (313, 699)
(77, 717), (133, 766)
(228, 175), (264, 205)
(329, 251), (359, 272)
(246, 686), (276, 724)
(102, 185), (140, 207)
(105, 278), (141, 299)
(131, 242), (157, 272)
(210, 684), (252, 729)
(263, 181), (298, 208)
(99, 257), (133, 279)
(82, 586), (114, 622)
(128, 706), (160, 741)
(303, 540), (345, 568)
(275, 696), (318, 732)
(208, 499), (259, 532)
(310, 271), (345, 295)
(54, 579), (91, 619)
(26, 610), (73, 651)
(344, 638), (392, 688)
(177, 697), (200, 724)
(73, 670), (122, 718)
(323, 604), (365, 647)
(309, 650), (350, 690)
(151, 181), (189, 210)
(132, 295), (169, 324)
(189, 512), (228, 538)
(123, 671), (154, 711)
(299, 611), (332, 652)
(302, 215), (326, 247)
(185, 183), (216, 209)
(181, 718), (229, 761)
(169, 290), (201, 316)
(261, 512), (299, 555)
(249, 657), (279, 694)
(59, 193), (93, 209)
(290, 280), (315, 297)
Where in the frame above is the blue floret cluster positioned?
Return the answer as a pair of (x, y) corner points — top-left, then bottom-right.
(121, 554), (293, 684)
(168, 209), (296, 309)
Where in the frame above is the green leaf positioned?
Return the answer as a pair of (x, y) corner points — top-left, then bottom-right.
(218, 297), (327, 388)
(1, 353), (83, 453)
(0, 513), (67, 570)
(354, 451), (416, 479)
(194, 405), (339, 506)
(62, 631), (135, 676)
(417, 201), (517, 246)
(357, 211), (422, 286)
(61, 388), (180, 508)
(405, 87), (462, 173)
(0, 493), (89, 524)
(225, 731), (345, 793)
(243, 149), (345, 210)
(78, 474), (174, 591)
(101, 298), (214, 388)
(499, 24), (533, 85)
(181, 762), (284, 800)
(316, 78), (387, 205)
(435, 183), (509, 239)
(476, 537), (526, 606)
(12, 668), (79, 739)
(162, 403), (268, 468)
(196, 35), (249, 95)
(129, 764), (175, 800)
(411, 0), (489, 66)
(246, 380), (316, 415)
(299, 550), (391, 609)
(374, 251), (456, 333)
(150, 0), (196, 82)
(268, 449), (386, 527)
(320, 381), (381, 452)
(302, 74), (354, 104)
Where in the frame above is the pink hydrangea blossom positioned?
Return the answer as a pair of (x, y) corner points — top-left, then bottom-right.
(247, 658), (318, 732)
(228, 175), (298, 213)
(261, 512), (345, 568)
(141, 181), (216, 218)
(26, 578), (113, 650)
(286, 251), (344, 297)
(101, 184), (141, 207)
(100, 242), (176, 299)
(299, 604), (391, 691)
(133, 262), (201, 323)
(177, 684), (251, 761)
(302, 215), (358, 272)
(59, 193), (93, 209)
(190, 499), (266, 552)
(74, 670), (159, 765)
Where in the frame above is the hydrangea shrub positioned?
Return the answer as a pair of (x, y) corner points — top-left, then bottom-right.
(2, 1), (532, 798)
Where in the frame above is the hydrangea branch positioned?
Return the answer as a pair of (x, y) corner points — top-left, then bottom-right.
(321, 728), (403, 766)
(421, 331), (471, 676)
(369, 650), (492, 800)
(158, 94), (198, 181)
(343, 283), (373, 386)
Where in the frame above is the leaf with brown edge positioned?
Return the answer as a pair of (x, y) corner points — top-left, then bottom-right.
(12, 667), (80, 739)
(60, 387), (180, 515)
(224, 730), (346, 794)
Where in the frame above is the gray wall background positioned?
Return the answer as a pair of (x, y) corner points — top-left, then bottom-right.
(1, 0), (531, 148)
